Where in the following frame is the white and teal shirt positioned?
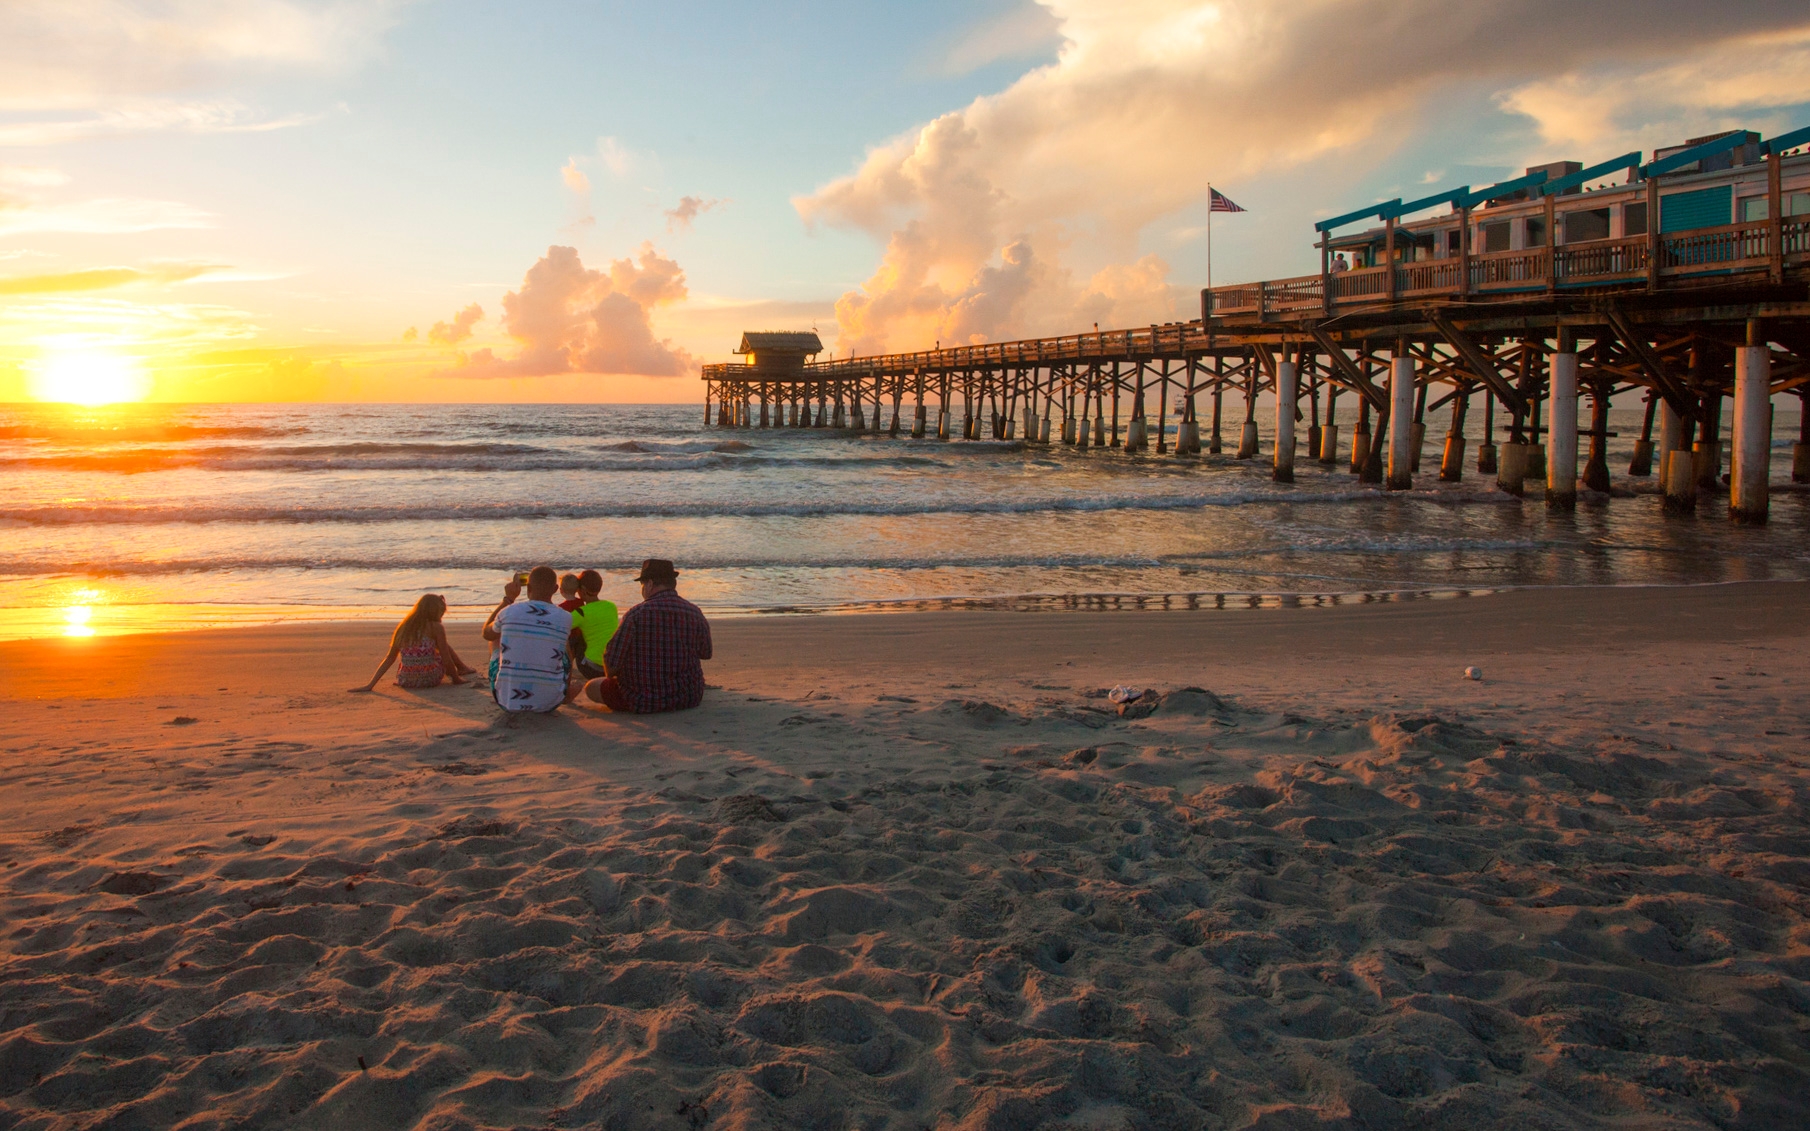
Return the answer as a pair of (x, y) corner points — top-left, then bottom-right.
(489, 600), (573, 712)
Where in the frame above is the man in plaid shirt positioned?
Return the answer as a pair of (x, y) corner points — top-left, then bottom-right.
(582, 559), (713, 713)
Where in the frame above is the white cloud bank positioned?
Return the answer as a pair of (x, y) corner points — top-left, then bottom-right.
(434, 245), (695, 380)
(0, 1), (403, 144)
(799, 0), (1810, 354)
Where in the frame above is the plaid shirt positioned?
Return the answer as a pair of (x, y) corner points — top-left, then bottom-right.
(604, 588), (713, 713)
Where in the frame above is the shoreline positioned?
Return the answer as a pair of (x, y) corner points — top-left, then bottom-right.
(0, 576), (1801, 643)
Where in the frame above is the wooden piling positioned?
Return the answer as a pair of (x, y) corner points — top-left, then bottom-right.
(1795, 391), (1810, 483)
(1386, 354), (1414, 490)
(1440, 383), (1468, 482)
(1662, 448), (1697, 513)
(1628, 392), (1656, 477)
(1274, 359), (1298, 483)
(1236, 361), (1258, 459)
(1547, 346), (1579, 508)
(1731, 339), (1770, 524)
(1582, 385), (1611, 494)
(1321, 386), (1339, 464)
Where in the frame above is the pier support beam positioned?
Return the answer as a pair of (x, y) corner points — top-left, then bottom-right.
(1351, 399), (1370, 476)
(1547, 349), (1579, 509)
(1477, 393), (1497, 474)
(1236, 367), (1258, 459)
(1658, 398), (1685, 476)
(1440, 385), (1468, 482)
(1732, 342), (1771, 524)
(1662, 447), (1697, 513)
(1695, 389), (1723, 490)
(1209, 385), (1223, 453)
(1583, 387), (1612, 494)
(1795, 392), (1810, 483)
(1497, 441), (1527, 497)
(1629, 394), (1656, 477)
(1320, 387), (1339, 464)
(1274, 360), (1298, 483)
(1386, 355), (1414, 490)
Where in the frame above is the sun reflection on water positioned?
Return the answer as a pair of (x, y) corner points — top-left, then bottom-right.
(62, 587), (105, 637)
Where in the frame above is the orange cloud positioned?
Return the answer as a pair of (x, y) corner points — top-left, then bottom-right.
(438, 244), (694, 379)
(428, 302), (482, 344)
(664, 195), (723, 232)
(800, 0), (1810, 354)
(0, 262), (225, 295)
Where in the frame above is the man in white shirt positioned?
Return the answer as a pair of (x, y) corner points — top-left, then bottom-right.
(482, 565), (574, 713)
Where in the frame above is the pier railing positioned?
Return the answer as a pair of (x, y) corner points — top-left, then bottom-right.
(1201, 218), (1803, 316)
(701, 218), (1807, 383)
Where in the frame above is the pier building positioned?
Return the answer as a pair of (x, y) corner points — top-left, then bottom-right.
(703, 126), (1810, 523)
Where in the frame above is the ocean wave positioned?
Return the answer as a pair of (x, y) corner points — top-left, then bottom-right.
(0, 487), (1409, 526)
(0, 423), (299, 443)
(0, 543), (1521, 576)
(0, 440), (772, 474)
(0, 446), (997, 475)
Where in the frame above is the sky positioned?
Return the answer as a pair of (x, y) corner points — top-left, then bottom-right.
(3, 0), (1810, 403)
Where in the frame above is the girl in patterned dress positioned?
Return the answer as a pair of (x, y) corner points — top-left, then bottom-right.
(350, 594), (477, 692)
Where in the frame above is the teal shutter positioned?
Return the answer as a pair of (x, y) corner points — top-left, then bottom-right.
(1660, 186), (1732, 232)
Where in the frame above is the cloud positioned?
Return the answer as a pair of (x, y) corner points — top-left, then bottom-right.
(428, 302), (482, 344)
(938, 2), (1062, 76)
(0, 262), (229, 295)
(0, 296), (261, 351)
(597, 137), (633, 178)
(799, 0), (1810, 354)
(664, 195), (723, 232)
(0, 165), (70, 189)
(0, 101), (325, 147)
(0, 196), (212, 235)
(0, 1), (407, 112)
(561, 159), (591, 197)
(1498, 25), (1810, 151)
(439, 244), (694, 379)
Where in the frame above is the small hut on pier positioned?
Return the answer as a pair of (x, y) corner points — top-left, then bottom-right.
(737, 331), (822, 374)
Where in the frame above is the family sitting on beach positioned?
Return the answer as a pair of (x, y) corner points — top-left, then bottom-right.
(352, 558), (712, 715)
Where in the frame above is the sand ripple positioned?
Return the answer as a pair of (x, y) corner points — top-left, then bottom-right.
(2, 700), (1808, 1128)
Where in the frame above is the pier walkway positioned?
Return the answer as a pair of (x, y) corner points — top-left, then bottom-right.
(704, 126), (1810, 523)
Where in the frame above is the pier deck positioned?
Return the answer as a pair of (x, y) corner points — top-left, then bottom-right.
(703, 128), (1810, 521)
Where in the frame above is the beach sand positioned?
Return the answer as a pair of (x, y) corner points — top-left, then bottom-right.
(2, 583), (1808, 1129)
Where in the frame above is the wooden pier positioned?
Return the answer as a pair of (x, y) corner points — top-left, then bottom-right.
(704, 127), (1810, 523)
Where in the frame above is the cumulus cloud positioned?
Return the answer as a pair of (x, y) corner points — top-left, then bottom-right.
(440, 244), (694, 379)
(428, 302), (482, 344)
(664, 195), (722, 232)
(800, 0), (1810, 354)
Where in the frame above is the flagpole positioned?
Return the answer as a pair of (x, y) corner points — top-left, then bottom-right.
(1206, 182), (1212, 311)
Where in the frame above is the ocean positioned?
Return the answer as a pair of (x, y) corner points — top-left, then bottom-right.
(2, 401), (1806, 638)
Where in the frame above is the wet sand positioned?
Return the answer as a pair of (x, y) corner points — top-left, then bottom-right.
(2, 583), (1808, 1129)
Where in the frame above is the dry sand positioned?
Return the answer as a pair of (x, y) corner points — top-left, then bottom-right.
(1, 583), (1808, 1130)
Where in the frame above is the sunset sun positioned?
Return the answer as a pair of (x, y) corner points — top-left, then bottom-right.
(28, 351), (150, 405)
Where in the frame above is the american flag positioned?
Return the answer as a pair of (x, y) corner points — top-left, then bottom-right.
(1209, 188), (1246, 213)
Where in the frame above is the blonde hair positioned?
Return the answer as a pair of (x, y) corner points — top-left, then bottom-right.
(391, 593), (446, 650)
